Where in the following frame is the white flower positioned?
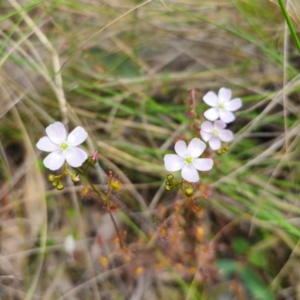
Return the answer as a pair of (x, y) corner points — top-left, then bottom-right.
(203, 87), (242, 123)
(36, 122), (88, 171)
(200, 120), (233, 150)
(164, 138), (213, 182)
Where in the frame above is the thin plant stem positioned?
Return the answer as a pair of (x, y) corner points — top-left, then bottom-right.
(76, 167), (124, 249)
(108, 211), (124, 249)
(76, 167), (106, 198)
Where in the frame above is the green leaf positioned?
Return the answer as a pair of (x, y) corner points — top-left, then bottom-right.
(217, 259), (238, 276)
(240, 266), (274, 300)
(248, 250), (268, 268)
(233, 237), (250, 254)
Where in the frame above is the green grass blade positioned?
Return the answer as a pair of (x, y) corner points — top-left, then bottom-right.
(278, 0), (300, 55)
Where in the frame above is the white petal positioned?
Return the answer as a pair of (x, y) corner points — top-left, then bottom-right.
(218, 88), (232, 103)
(67, 126), (88, 147)
(193, 158), (213, 171)
(201, 121), (213, 132)
(181, 164), (199, 182)
(174, 140), (188, 157)
(200, 130), (212, 142)
(64, 147), (88, 168)
(203, 91), (219, 106)
(209, 137), (221, 150)
(164, 154), (185, 171)
(188, 138), (206, 158)
(226, 98), (242, 111)
(219, 110), (235, 123)
(36, 137), (59, 152)
(43, 150), (65, 171)
(46, 122), (67, 145)
(204, 108), (219, 121)
(219, 129), (234, 142)
(64, 235), (76, 254)
(214, 120), (226, 130)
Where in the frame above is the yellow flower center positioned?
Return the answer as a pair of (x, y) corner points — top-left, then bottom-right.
(186, 157), (192, 164)
(60, 142), (68, 150)
(212, 129), (219, 136)
(219, 103), (225, 109)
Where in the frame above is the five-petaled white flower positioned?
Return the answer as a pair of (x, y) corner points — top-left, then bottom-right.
(36, 122), (88, 171)
(164, 138), (213, 182)
(203, 87), (242, 123)
(200, 120), (233, 150)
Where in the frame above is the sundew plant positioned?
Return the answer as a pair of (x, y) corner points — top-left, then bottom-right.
(1, 0), (300, 299)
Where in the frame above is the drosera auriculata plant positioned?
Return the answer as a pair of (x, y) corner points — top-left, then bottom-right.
(163, 86), (242, 198)
(158, 87), (242, 283)
(36, 122), (125, 249)
(36, 86), (242, 284)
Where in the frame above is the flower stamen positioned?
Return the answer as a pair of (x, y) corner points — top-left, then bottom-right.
(212, 129), (219, 136)
(60, 142), (68, 150)
(185, 157), (192, 164)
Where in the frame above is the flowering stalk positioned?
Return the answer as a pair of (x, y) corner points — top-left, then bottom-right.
(37, 122), (124, 249)
(163, 87), (242, 204)
(75, 166), (124, 249)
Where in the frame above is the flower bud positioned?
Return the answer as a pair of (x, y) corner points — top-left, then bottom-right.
(167, 174), (174, 181)
(92, 150), (99, 162)
(223, 145), (229, 152)
(56, 182), (64, 190)
(216, 149), (222, 155)
(221, 145), (229, 154)
(48, 174), (56, 182)
(71, 173), (80, 182)
(185, 187), (194, 197)
(52, 181), (58, 187)
(165, 184), (172, 191)
(88, 150), (99, 166)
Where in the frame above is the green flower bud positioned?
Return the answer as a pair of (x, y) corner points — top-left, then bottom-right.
(165, 184), (172, 191)
(71, 173), (80, 182)
(223, 145), (229, 151)
(167, 174), (174, 181)
(216, 149), (222, 155)
(56, 182), (64, 190)
(185, 187), (194, 197)
(52, 181), (58, 187)
(221, 145), (229, 153)
(48, 174), (56, 182)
